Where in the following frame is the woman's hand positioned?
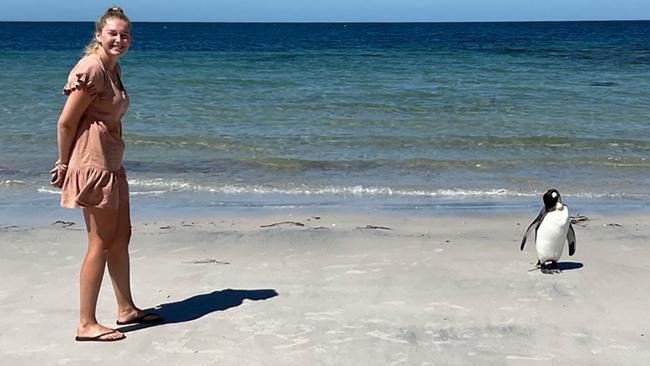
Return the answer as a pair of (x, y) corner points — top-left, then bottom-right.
(49, 161), (68, 188)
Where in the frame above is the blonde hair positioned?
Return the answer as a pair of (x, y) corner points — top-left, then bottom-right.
(83, 6), (132, 56)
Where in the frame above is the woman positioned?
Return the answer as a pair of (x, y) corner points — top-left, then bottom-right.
(51, 6), (160, 342)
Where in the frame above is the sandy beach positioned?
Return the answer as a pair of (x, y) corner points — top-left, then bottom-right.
(1, 210), (649, 365)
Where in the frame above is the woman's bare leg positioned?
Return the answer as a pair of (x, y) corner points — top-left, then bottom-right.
(106, 195), (140, 320)
(77, 206), (124, 340)
(107, 179), (158, 323)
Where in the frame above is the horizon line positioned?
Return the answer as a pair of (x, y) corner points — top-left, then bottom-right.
(1, 19), (649, 24)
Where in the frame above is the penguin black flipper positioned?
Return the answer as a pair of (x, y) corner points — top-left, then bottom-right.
(520, 207), (546, 251)
(567, 223), (576, 256)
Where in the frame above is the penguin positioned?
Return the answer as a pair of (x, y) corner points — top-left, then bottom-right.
(520, 189), (576, 274)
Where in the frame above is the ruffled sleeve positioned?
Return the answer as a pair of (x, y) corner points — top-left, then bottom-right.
(63, 57), (105, 97)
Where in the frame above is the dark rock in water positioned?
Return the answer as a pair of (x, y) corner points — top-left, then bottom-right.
(589, 81), (619, 87)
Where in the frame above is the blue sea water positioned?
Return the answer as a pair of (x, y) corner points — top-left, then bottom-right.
(1, 21), (649, 223)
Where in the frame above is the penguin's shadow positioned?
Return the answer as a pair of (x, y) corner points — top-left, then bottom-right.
(557, 261), (584, 271)
(116, 288), (278, 333)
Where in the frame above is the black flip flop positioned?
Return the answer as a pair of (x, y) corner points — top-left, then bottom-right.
(75, 330), (126, 342)
(116, 312), (162, 325)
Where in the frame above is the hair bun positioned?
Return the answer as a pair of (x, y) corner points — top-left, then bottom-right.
(107, 6), (124, 14)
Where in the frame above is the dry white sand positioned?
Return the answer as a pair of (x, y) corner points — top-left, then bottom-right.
(1, 211), (649, 365)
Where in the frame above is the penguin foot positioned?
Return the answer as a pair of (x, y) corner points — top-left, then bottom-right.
(541, 267), (561, 274)
(540, 261), (561, 274)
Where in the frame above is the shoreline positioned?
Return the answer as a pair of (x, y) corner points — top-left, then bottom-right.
(2, 189), (649, 228)
(2, 210), (649, 364)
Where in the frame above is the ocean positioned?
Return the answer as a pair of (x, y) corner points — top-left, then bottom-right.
(1, 21), (649, 224)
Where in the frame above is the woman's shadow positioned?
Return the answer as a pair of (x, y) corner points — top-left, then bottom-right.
(117, 288), (278, 333)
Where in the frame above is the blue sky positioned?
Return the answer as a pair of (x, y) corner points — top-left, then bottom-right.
(2, 0), (648, 22)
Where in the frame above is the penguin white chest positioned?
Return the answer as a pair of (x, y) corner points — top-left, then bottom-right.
(536, 205), (570, 262)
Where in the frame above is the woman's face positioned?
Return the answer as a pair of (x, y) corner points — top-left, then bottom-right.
(95, 18), (131, 59)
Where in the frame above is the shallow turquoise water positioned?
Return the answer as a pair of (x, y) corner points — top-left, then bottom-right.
(1, 21), (649, 221)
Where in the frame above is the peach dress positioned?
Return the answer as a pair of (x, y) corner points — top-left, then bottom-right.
(60, 55), (130, 209)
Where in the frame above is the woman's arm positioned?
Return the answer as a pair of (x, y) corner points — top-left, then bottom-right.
(51, 90), (94, 187)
